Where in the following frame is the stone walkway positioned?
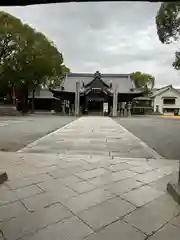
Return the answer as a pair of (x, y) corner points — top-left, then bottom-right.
(18, 116), (162, 159)
(0, 117), (180, 240)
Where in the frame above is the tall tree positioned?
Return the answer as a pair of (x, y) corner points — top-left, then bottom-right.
(156, 2), (180, 44)
(0, 11), (69, 112)
(0, 11), (25, 101)
(156, 2), (180, 77)
(132, 72), (155, 92)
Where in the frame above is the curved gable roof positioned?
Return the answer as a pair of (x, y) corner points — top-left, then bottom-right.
(150, 85), (180, 98)
(56, 72), (137, 94)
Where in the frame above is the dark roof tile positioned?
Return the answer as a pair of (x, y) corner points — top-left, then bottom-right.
(55, 72), (138, 94)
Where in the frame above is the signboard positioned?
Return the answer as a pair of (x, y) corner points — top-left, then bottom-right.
(103, 102), (108, 113)
(92, 88), (101, 93)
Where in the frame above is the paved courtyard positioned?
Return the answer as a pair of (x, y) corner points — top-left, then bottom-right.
(0, 115), (76, 151)
(0, 116), (180, 240)
(18, 116), (161, 159)
(116, 116), (180, 160)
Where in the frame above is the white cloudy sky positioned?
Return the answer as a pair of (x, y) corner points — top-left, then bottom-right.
(1, 1), (180, 87)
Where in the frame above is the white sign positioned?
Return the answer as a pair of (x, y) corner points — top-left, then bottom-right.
(103, 102), (108, 112)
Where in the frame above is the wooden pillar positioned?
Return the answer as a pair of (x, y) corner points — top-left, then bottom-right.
(112, 84), (118, 117)
(75, 80), (80, 116)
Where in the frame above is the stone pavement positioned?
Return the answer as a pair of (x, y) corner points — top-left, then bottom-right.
(18, 116), (162, 159)
(0, 116), (179, 240)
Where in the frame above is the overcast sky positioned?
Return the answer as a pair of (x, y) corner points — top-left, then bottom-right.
(1, 1), (180, 87)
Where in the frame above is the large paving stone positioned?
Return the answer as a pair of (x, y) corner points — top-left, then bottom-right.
(134, 170), (166, 184)
(23, 216), (93, 240)
(121, 185), (164, 207)
(37, 176), (82, 191)
(0, 188), (19, 205)
(148, 223), (180, 240)
(105, 162), (134, 172)
(149, 172), (178, 192)
(88, 175), (114, 187)
(129, 165), (155, 174)
(75, 168), (109, 180)
(170, 212), (180, 228)
(66, 150), (110, 156)
(67, 181), (97, 194)
(13, 185), (43, 199)
(47, 168), (72, 179)
(124, 194), (180, 235)
(0, 201), (27, 222)
(104, 178), (145, 195)
(84, 219), (145, 240)
(77, 197), (136, 231)
(57, 175), (83, 186)
(22, 187), (77, 212)
(62, 188), (114, 214)
(110, 170), (137, 182)
(110, 151), (154, 158)
(6, 174), (53, 189)
(0, 203), (73, 240)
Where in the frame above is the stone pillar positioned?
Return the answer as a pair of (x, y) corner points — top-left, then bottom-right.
(127, 102), (132, 117)
(119, 102), (124, 117)
(117, 102), (120, 116)
(112, 84), (118, 117)
(62, 101), (66, 115)
(75, 80), (80, 116)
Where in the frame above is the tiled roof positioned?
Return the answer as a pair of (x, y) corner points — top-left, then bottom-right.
(54, 72), (139, 94)
(150, 85), (173, 98)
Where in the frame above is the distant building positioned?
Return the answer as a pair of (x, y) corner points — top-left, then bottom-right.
(29, 73), (180, 116)
(28, 88), (54, 111)
(150, 84), (180, 115)
(131, 96), (153, 115)
(50, 71), (142, 115)
(132, 84), (180, 115)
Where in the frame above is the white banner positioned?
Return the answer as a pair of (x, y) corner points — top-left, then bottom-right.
(103, 102), (108, 112)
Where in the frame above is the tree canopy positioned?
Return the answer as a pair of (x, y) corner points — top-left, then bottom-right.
(156, 3), (180, 79)
(132, 72), (155, 92)
(0, 11), (69, 111)
(156, 2), (180, 44)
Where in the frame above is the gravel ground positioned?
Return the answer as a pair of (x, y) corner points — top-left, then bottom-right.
(0, 115), (77, 152)
(115, 116), (180, 160)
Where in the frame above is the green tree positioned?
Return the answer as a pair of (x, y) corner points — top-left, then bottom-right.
(132, 72), (155, 93)
(0, 11), (25, 102)
(156, 2), (180, 76)
(62, 65), (70, 73)
(156, 2), (180, 44)
(0, 11), (69, 112)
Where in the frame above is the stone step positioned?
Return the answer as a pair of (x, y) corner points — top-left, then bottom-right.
(0, 106), (21, 116)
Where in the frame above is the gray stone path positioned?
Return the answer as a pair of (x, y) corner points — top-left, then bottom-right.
(18, 117), (162, 159)
(0, 117), (180, 240)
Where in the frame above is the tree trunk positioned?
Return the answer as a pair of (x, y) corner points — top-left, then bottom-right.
(178, 162), (180, 185)
(31, 89), (35, 113)
(18, 86), (28, 114)
(12, 86), (16, 105)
